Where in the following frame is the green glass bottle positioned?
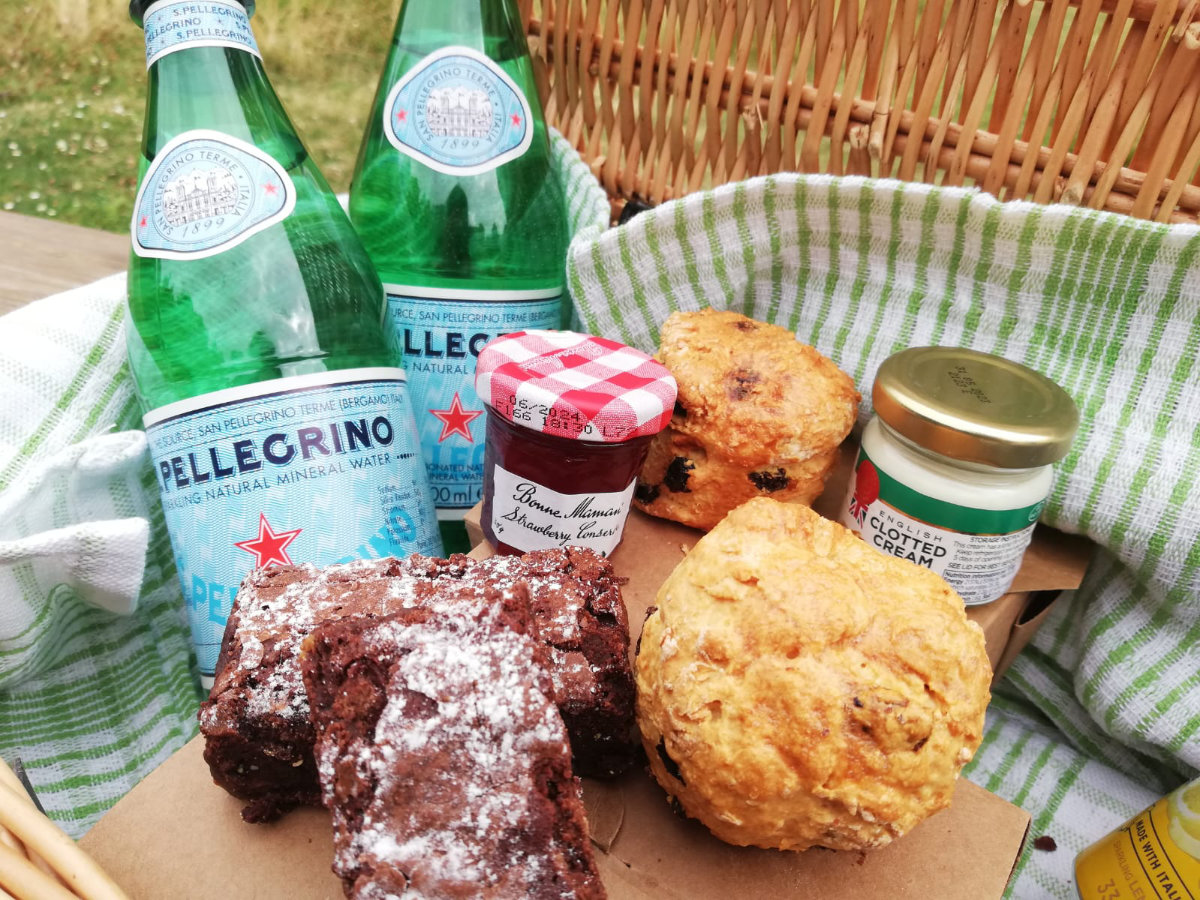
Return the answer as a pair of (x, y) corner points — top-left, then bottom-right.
(127, 0), (442, 685)
(349, 0), (570, 549)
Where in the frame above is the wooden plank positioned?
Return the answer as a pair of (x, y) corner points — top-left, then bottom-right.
(0, 212), (127, 316)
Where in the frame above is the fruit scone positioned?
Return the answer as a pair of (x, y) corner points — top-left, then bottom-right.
(636, 498), (991, 851)
(635, 309), (860, 531)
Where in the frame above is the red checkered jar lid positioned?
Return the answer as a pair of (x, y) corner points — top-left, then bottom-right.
(474, 331), (678, 443)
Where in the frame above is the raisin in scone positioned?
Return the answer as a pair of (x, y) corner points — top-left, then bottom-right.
(634, 309), (860, 530)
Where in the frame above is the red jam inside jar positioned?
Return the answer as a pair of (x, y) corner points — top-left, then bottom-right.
(474, 330), (677, 557)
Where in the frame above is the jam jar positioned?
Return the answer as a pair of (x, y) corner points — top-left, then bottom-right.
(474, 330), (677, 556)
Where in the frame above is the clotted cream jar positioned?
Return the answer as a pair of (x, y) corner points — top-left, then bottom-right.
(474, 330), (677, 557)
(840, 346), (1079, 606)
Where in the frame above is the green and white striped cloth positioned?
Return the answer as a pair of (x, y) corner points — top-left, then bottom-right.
(2, 146), (1194, 899)
(0, 130), (609, 831)
(568, 174), (1200, 898)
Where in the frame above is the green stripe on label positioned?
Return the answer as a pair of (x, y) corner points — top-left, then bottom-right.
(862, 449), (1044, 534)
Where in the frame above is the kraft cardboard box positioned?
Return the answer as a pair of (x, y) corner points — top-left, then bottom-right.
(77, 588), (1038, 899)
(78, 534), (1038, 897)
(80, 737), (1030, 900)
(79, 442), (1089, 898)
(465, 441), (1093, 682)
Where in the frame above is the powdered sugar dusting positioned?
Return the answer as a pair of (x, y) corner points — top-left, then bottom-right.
(213, 551), (619, 728)
(313, 617), (589, 898)
(198, 547), (633, 819)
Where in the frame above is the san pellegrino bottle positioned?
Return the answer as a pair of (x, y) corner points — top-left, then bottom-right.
(349, 0), (569, 546)
(127, 0), (442, 685)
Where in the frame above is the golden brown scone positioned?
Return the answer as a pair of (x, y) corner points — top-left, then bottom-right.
(635, 498), (991, 852)
(636, 427), (842, 531)
(634, 309), (859, 531)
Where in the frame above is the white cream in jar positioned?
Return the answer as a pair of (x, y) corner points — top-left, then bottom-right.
(840, 347), (1078, 606)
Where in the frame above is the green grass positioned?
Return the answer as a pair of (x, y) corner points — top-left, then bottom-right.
(0, 0), (401, 233)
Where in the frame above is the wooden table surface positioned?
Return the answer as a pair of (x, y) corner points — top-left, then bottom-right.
(0, 211), (127, 315)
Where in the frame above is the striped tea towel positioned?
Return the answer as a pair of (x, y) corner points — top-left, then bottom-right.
(567, 173), (1200, 899)
(0, 274), (152, 685)
(0, 128), (611, 836)
(0, 271), (204, 830)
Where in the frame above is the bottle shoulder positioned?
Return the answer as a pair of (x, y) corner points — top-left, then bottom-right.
(142, 47), (302, 161)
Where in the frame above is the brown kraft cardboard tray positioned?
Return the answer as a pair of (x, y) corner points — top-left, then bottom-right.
(466, 440), (1094, 683)
(79, 443), (1092, 899)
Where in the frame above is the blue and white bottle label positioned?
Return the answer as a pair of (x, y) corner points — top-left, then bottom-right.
(142, 0), (261, 69)
(132, 130), (294, 261)
(144, 369), (442, 678)
(384, 285), (562, 513)
(383, 46), (534, 176)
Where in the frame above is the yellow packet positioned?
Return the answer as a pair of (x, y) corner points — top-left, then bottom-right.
(1075, 777), (1200, 899)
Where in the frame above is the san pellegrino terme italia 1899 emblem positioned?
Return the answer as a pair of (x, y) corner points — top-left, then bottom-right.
(131, 129), (295, 261)
(384, 46), (534, 176)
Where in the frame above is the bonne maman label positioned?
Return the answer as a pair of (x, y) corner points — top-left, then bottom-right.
(488, 463), (636, 557)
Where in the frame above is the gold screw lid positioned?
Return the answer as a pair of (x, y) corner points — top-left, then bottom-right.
(872, 347), (1079, 468)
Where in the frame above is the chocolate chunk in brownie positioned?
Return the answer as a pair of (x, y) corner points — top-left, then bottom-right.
(200, 548), (636, 821)
(301, 609), (605, 899)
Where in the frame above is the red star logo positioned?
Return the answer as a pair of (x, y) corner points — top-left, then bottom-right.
(396, 109), (408, 123)
(430, 393), (483, 443)
(139, 216), (147, 228)
(511, 113), (521, 127)
(234, 513), (302, 569)
(264, 182), (277, 195)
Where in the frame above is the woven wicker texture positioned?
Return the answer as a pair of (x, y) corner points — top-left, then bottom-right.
(520, 0), (1200, 224)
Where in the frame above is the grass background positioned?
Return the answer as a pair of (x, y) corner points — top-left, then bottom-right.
(1, 0), (403, 233)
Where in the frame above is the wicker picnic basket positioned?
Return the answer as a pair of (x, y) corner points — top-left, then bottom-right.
(0, 756), (129, 900)
(519, 0), (1200, 224)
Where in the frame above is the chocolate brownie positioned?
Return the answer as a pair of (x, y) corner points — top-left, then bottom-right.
(198, 561), (534, 822)
(425, 549), (637, 778)
(199, 549), (635, 821)
(301, 609), (605, 899)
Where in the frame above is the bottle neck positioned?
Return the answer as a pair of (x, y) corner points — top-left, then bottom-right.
(141, 0), (261, 68)
(389, 0), (527, 58)
(139, 2), (295, 163)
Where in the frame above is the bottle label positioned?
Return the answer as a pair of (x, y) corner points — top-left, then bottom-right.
(840, 448), (1043, 606)
(131, 129), (294, 261)
(142, 0), (262, 69)
(489, 463), (636, 556)
(383, 285), (562, 511)
(143, 368), (442, 677)
(383, 46), (535, 176)
(1075, 783), (1200, 899)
